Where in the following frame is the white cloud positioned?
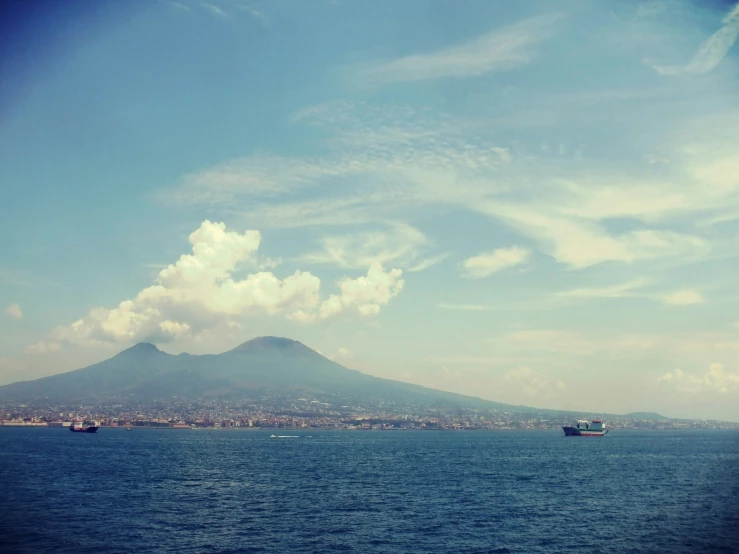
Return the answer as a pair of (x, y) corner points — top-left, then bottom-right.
(407, 253), (450, 273)
(460, 246), (530, 278)
(661, 290), (704, 306)
(4, 303), (22, 319)
(556, 281), (707, 307)
(660, 362), (739, 393)
(504, 366), (566, 397)
(486, 328), (660, 358)
(25, 341), (61, 355)
(477, 201), (708, 268)
(647, 3), (739, 75)
(163, 88), (737, 273)
(235, 3), (264, 20)
(437, 302), (489, 311)
(169, 2), (192, 11)
(355, 14), (561, 85)
(201, 3), (230, 19)
(300, 223), (431, 270)
(327, 347), (352, 363)
(168, 154), (372, 205)
(555, 278), (650, 300)
(158, 320), (191, 337)
(51, 221), (404, 346)
(317, 263), (404, 320)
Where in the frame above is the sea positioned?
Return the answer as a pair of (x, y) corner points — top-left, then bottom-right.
(1, 428), (737, 553)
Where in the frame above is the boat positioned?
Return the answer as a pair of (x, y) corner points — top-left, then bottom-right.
(563, 419), (607, 436)
(69, 420), (99, 433)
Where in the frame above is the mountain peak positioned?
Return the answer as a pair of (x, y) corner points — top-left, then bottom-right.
(229, 336), (306, 353)
(122, 342), (162, 354)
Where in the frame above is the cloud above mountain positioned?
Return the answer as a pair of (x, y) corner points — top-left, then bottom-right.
(51, 221), (404, 346)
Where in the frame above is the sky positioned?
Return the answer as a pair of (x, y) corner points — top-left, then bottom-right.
(1, 0), (738, 421)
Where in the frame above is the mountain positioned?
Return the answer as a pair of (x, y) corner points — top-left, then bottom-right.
(0, 337), (528, 410)
(622, 412), (668, 420)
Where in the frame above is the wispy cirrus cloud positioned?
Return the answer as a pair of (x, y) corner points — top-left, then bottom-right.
(554, 278), (651, 300)
(162, 76), (738, 273)
(555, 281), (705, 307)
(235, 3), (264, 20)
(169, 1), (192, 11)
(353, 13), (562, 86)
(299, 223), (433, 271)
(437, 302), (490, 311)
(459, 246), (530, 278)
(407, 253), (450, 273)
(647, 3), (739, 75)
(201, 2), (230, 19)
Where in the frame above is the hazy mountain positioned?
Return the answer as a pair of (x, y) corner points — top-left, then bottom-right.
(0, 337), (671, 419)
(622, 412), (668, 420)
(0, 337), (528, 410)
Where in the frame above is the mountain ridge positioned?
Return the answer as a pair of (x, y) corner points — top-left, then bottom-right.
(0, 336), (668, 419)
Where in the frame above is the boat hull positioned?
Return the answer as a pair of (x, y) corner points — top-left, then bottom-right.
(563, 426), (607, 436)
(70, 426), (99, 433)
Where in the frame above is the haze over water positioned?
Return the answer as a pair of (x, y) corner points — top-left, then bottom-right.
(2, 428), (738, 553)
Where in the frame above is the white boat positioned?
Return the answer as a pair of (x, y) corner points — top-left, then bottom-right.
(563, 419), (608, 436)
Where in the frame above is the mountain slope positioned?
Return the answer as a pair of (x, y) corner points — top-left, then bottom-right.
(0, 337), (523, 410)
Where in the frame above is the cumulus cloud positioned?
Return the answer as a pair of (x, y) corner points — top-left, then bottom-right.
(158, 320), (191, 337)
(327, 347), (352, 363)
(52, 221), (404, 346)
(504, 366), (566, 397)
(460, 246), (530, 278)
(4, 303), (22, 319)
(660, 363), (739, 393)
(25, 341), (61, 355)
(647, 3), (739, 76)
(661, 290), (704, 306)
(316, 263), (404, 320)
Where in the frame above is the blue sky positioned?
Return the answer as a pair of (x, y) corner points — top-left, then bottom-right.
(1, 0), (739, 420)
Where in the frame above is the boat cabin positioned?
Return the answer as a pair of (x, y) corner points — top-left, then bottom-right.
(575, 419), (605, 431)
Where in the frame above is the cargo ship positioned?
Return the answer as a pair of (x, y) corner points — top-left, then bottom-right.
(69, 420), (99, 433)
(563, 419), (607, 436)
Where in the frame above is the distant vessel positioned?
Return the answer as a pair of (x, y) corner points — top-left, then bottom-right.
(563, 419), (607, 436)
(69, 420), (99, 433)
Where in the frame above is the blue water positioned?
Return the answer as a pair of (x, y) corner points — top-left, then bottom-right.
(1, 429), (737, 553)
